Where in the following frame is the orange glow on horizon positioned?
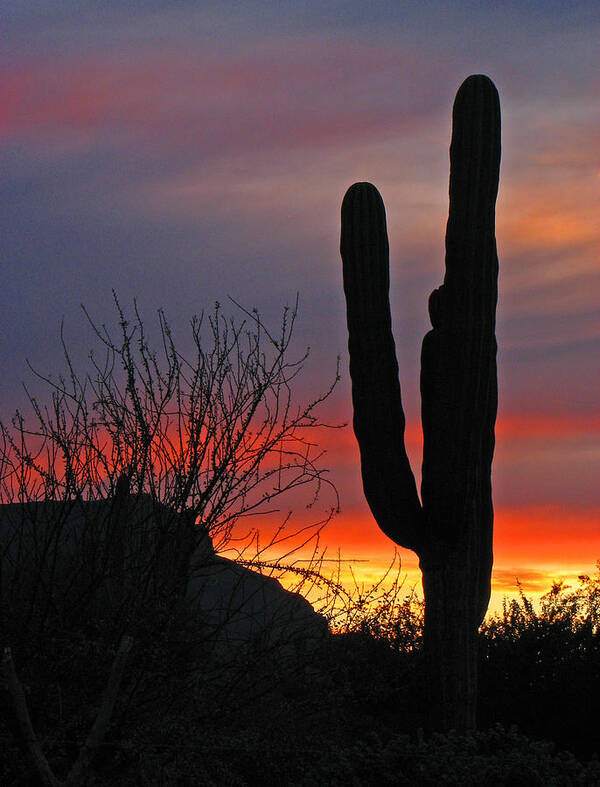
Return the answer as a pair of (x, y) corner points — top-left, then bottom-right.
(281, 500), (600, 619)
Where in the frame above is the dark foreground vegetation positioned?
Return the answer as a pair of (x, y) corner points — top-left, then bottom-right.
(1, 295), (597, 784)
(2, 564), (599, 785)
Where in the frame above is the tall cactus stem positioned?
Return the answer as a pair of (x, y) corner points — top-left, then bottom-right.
(340, 74), (501, 732)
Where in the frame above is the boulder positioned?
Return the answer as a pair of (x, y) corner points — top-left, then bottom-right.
(0, 495), (328, 661)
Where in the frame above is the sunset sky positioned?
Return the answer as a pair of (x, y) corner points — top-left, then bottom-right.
(3, 2), (599, 614)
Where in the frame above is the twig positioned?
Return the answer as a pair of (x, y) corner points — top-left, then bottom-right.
(3, 635), (134, 787)
(2, 646), (60, 787)
(65, 634), (134, 785)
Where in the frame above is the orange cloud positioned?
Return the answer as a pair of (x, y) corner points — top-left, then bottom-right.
(493, 504), (600, 561)
(497, 164), (599, 288)
(502, 201), (597, 252)
(317, 503), (600, 564)
(244, 496), (599, 618)
(491, 567), (568, 594)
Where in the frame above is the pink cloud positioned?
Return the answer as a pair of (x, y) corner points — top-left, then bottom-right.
(3, 41), (444, 155)
(496, 412), (600, 440)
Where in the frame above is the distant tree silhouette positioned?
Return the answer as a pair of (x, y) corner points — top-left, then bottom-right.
(340, 74), (501, 732)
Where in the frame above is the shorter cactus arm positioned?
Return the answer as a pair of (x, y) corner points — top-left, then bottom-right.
(341, 182), (423, 552)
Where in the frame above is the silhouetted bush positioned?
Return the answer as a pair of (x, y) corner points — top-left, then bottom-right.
(3, 564), (600, 783)
(479, 566), (600, 760)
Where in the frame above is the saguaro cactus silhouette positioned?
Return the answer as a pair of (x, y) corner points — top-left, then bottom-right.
(340, 74), (501, 731)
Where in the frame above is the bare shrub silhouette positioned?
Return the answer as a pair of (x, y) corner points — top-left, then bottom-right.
(0, 294), (340, 785)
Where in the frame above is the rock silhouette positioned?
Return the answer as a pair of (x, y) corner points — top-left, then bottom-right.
(0, 494), (327, 658)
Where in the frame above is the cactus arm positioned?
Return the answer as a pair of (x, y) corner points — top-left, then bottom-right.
(341, 182), (423, 552)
